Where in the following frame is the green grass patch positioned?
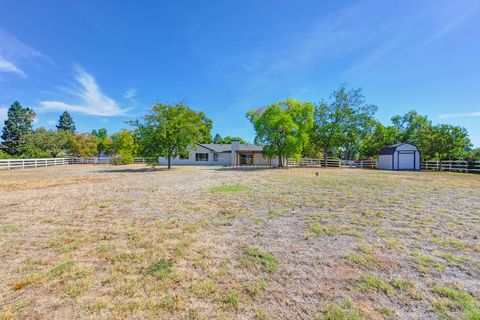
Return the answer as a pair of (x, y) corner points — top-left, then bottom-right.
(432, 285), (480, 319)
(2, 224), (20, 233)
(48, 260), (74, 277)
(190, 279), (217, 297)
(345, 254), (369, 267)
(320, 300), (363, 320)
(245, 280), (266, 297)
(219, 290), (240, 309)
(308, 222), (363, 238)
(358, 274), (394, 296)
(243, 246), (279, 272)
(147, 260), (172, 279)
(433, 237), (468, 250)
(412, 252), (445, 273)
(208, 185), (248, 193)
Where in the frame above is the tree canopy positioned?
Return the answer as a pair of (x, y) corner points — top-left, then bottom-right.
(69, 133), (98, 158)
(1, 101), (36, 156)
(21, 128), (70, 158)
(92, 128), (111, 155)
(309, 85), (377, 164)
(213, 134), (248, 144)
(131, 102), (212, 168)
(423, 124), (471, 161)
(110, 130), (137, 164)
(57, 111), (76, 132)
(247, 99), (313, 167)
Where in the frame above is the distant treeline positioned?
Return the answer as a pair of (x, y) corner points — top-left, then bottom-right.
(1, 85), (478, 168)
(247, 84), (477, 165)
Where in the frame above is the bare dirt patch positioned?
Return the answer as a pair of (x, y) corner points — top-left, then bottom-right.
(1, 165), (479, 319)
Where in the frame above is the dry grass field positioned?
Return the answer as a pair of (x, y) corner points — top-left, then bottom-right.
(1, 165), (479, 320)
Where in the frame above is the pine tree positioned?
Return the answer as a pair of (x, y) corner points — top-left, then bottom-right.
(213, 133), (222, 143)
(1, 101), (36, 156)
(57, 111), (76, 132)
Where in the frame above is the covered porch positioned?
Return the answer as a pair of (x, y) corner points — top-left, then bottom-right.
(234, 151), (273, 166)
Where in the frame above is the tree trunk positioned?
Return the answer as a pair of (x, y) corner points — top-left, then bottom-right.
(323, 149), (328, 167)
(278, 155), (283, 167)
(167, 153), (172, 169)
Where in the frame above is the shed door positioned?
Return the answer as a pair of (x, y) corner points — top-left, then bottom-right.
(398, 151), (415, 170)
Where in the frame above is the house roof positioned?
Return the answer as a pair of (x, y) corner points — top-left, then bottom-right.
(196, 143), (264, 153)
(196, 143), (232, 152)
(379, 143), (416, 155)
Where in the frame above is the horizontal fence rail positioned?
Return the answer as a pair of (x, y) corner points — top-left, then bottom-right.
(288, 158), (479, 173)
(422, 160), (480, 173)
(287, 158), (378, 169)
(0, 157), (147, 170)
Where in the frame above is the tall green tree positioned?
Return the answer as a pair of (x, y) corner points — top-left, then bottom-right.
(214, 135), (248, 144)
(110, 130), (137, 164)
(1, 101), (36, 156)
(247, 99), (314, 167)
(359, 121), (398, 158)
(213, 133), (222, 143)
(68, 133), (98, 158)
(310, 85), (377, 164)
(56, 111), (76, 132)
(131, 102), (213, 169)
(390, 110), (431, 148)
(21, 128), (70, 158)
(424, 124), (470, 162)
(91, 128), (111, 155)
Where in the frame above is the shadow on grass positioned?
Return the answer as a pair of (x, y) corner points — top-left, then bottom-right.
(214, 166), (282, 172)
(97, 167), (171, 173)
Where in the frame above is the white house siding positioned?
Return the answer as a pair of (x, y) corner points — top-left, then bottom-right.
(379, 155), (393, 170)
(158, 144), (277, 166)
(159, 145), (229, 166)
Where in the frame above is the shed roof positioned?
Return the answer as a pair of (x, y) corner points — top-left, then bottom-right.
(379, 143), (417, 155)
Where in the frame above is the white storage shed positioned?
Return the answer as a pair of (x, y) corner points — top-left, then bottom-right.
(378, 143), (420, 171)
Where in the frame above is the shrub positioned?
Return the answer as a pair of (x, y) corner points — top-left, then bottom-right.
(0, 150), (11, 159)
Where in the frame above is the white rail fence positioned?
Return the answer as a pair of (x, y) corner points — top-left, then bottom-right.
(287, 158), (378, 168)
(0, 157), (147, 170)
(287, 157), (479, 173)
(422, 160), (480, 173)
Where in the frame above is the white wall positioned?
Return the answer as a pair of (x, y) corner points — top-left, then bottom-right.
(395, 144), (420, 170)
(379, 144), (420, 171)
(158, 144), (278, 167)
(379, 155), (393, 170)
(159, 145), (230, 166)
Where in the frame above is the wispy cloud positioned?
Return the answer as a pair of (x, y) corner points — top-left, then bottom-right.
(425, 6), (480, 44)
(0, 55), (25, 76)
(438, 111), (480, 119)
(0, 27), (46, 77)
(40, 66), (129, 116)
(124, 88), (137, 99)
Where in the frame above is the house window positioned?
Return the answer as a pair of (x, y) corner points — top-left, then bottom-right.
(179, 153), (189, 160)
(213, 153), (218, 161)
(195, 153), (209, 161)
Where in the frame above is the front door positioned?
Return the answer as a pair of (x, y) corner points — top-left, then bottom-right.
(239, 154), (253, 165)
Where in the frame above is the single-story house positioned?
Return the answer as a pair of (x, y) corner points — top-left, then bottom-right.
(378, 143), (420, 171)
(158, 140), (279, 166)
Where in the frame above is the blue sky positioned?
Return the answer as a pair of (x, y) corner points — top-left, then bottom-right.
(1, 0), (479, 146)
